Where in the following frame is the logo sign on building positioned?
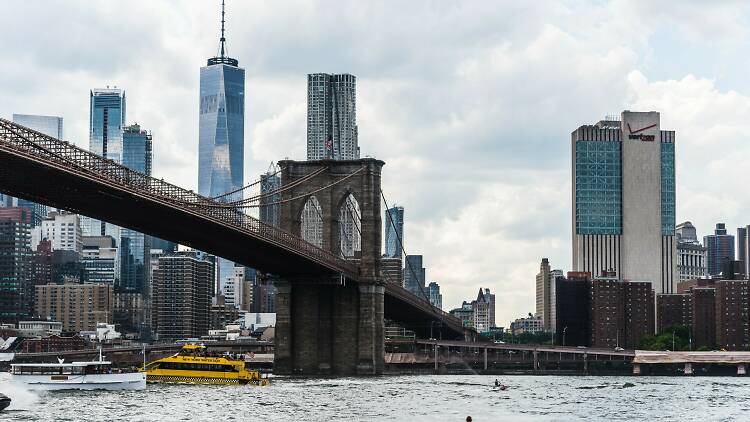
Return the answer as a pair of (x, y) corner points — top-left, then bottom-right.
(627, 123), (656, 142)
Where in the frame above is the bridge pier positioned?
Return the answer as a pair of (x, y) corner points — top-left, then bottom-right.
(274, 279), (384, 376)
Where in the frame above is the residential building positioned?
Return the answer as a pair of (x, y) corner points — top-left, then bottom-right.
(10, 113), (63, 226)
(677, 278), (715, 293)
(553, 272), (591, 346)
(590, 278), (654, 349)
(152, 251), (214, 340)
(0, 207), (33, 323)
(473, 288), (495, 332)
(81, 236), (118, 284)
(252, 273), (277, 313)
(384, 206), (404, 259)
(83, 88), (126, 241)
(714, 279), (749, 351)
(36, 211), (82, 253)
(120, 124), (152, 294)
(704, 223), (734, 277)
(306, 73), (359, 160)
(35, 282), (113, 332)
(427, 282), (442, 310)
(381, 256), (403, 287)
(113, 292), (144, 335)
(222, 265), (250, 310)
(403, 255), (426, 299)
(656, 293), (692, 334)
(572, 111), (676, 294)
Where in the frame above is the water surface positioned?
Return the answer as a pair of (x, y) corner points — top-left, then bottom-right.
(1, 375), (748, 421)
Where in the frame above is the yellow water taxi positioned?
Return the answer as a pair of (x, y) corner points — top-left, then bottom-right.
(143, 344), (269, 386)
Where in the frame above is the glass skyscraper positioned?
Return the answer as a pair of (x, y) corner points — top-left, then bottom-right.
(120, 124), (153, 292)
(198, 3), (245, 286)
(384, 206), (404, 258)
(9, 114), (64, 226)
(85, 88), (126, 240)
(307, 73), (359, 161)
(571, 111), (677, 294)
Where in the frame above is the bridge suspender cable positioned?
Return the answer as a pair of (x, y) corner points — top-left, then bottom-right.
(225, 166), (329, 206)
(207, 166), (281, 201)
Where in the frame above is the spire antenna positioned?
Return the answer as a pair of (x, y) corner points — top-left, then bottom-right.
(220, 0), (226, 58)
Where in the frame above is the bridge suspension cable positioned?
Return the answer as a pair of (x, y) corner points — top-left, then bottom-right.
(207, 166), (281, 201)
(216, 165), (329, 207)
(187, 166), (366, 209)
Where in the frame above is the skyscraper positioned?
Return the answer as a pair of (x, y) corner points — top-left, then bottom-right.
(704, 223), (735, 276)
(11, 114), (64, 226)
(404, 255), (426, 299)
(737, 225), (750, 277)
(85, 88), (126, 240)
(571, 111), (677, 294)
(384, 206), (404, 258)
(198, 1), (245, 286)
(307, 73), (359, 160)
(120, 124), (153, 293)
(259, 163), (281, 227)
(0, 207), (33, 323)
(428, 282), (442, 310)
(535, 258), (551, 328)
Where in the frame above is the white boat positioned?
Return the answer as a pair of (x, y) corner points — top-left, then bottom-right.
(9, 352), (145, 391)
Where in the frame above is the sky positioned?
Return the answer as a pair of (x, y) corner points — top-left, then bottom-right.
(3, 0), (750, 327)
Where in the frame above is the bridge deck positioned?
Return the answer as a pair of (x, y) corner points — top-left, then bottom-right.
(633, 351), (750, 364)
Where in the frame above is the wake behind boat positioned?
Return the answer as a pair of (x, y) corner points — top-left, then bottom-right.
(9, 350), (145, 391)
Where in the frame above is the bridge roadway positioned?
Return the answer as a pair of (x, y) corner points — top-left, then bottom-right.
(0, 119), (467, 343)
(412, 339), (635, 358)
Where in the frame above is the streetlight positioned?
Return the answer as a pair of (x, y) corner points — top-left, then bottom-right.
(562, 326), (568, 348)
(672, 329), (676, 352)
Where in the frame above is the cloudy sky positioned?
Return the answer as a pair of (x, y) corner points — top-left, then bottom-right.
(3, 0), (750, 326)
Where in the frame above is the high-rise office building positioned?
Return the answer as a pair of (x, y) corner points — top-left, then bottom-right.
(403, 255), (426, 299)
(307, 73), (359, 160)
(384, 206), (404, 259)
(0, 207), (33, 323)
(704, 223), (734, 277)
(472, 288), (496, 332)
(428, 282), (442, 310)
(152, 251), (214, 340)
(10, 114), (64, 226)
(198, 3), (245, 287)
(572, 111), (676, 294)
(81, 236), (118, 284)
(737, 225), (750, 277)
(675, 222), (706, 282)
(84, 88), (126, 240)
(259, 163), (281, 227)
(120, 124), (152, 293)
(535, 258), (551, 329)
(36, 211), (83, 254)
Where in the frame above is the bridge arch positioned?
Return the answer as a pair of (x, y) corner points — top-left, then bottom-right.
(299, 195), (324, 248)
(337, 192), (361, 259)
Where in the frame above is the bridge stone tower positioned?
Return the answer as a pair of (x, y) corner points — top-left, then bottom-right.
(275, 158), (385, 375)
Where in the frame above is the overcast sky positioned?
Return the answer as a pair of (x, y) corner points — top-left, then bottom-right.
(3, 0), (750, 327)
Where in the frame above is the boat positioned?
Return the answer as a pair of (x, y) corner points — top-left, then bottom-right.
(143, 344), (269, 386)
(0, 393), (10, 411)
(9, 350), (146, 391)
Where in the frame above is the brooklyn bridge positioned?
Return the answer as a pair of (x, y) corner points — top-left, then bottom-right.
(0, 118), (473, 376)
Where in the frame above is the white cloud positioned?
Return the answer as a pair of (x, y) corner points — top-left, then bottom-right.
(2, 0), (750, 327)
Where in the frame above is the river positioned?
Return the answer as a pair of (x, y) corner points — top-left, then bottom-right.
(1, 375), (748, 421)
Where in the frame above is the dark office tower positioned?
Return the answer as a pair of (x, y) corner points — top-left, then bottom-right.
(384, 206), (404, 259)
(656, 293), (692, 334)
(714, 279), (749, 350)
(403, 255), (426, 299)
(199, 1), (245, 286)
(85, 88), (126, 240)
(737, 225), (750, 276)
(0, 207), (32, 324)
(119, 124), (153, 293)
(691, 287), (716, 349)
(259, 163), (281, 227)
(554, 272), (592, 347)
(572, 111), (676, 294)
(307, 73), (359, 160)
(704, 223), (735, 276)
(152, 251), (214, 340)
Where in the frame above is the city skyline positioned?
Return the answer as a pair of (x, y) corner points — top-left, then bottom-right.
(5, 1), (750, 325)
